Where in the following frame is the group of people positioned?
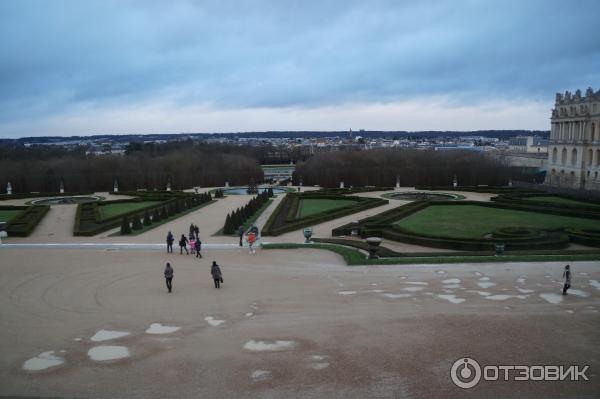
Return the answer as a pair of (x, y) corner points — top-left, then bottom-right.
(238, 224), (259, 254)
(163, 261), (223, 292)
(166, 224), (202, 258)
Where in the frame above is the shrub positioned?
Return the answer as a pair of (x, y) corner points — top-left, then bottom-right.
(131, 214), (143, 230)
(143, 210), (152, 226)
(121, 216), (132, 234)
(152, 208), (161, 222)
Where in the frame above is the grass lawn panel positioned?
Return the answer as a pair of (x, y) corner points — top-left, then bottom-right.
(0, 209), (23, 223)
(298, 198), (357, 218)
(395, 204), (600, 239)
(523, 196), (600, 208)
(99, 201), (162, 220)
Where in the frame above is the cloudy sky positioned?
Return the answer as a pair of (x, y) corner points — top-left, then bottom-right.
(0, 0), (598, 137)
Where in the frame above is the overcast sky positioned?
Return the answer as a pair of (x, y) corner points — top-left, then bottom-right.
(1, 0), (599, 138)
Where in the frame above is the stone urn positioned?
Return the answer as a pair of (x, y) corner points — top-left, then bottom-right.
(350, 221), (360, 236)
(366, 237), (382, 259)
(303, 227), (313, 244)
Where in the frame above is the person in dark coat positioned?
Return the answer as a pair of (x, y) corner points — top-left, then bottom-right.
(211, 261), (223, 289)
(195, 237), (202, 259)
(238, 225), (244, 247)
(164, 262), (174, 293)
(195, 224), (200, 237)
(166, 231), (174, 253)
(179, 234), (189, 255)
(562, 264), (572, 295)
(189, 223), (195, 239)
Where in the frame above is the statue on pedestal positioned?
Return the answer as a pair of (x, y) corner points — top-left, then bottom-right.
(453, 174), (458, 188)
(113, 179), (119, 193)
(6, 181), (12, 195)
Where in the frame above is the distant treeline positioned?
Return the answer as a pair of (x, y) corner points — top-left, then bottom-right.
(0, 144), (263, 193)
(293, 149), (525, 188)
(1, 129), (549, 145)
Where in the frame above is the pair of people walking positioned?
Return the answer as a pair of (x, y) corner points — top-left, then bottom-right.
(163, 261), (223, 292)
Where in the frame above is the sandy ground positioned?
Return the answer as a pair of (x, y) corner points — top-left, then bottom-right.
(0, 247), (599, 398)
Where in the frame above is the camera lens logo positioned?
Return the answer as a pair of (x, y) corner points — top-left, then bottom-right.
(451, 357), (482, 389)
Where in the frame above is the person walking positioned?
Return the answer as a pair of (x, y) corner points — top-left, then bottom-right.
(247, 231), (256, 254)
(179, 234), (189, 255)
(562, 264), (572, 295)
(195, 224), (200, 237)
(164, 262), (174, 293)
(189, 223), (195, 240)
(166, 231), (174, 253)
(238, 225), (244, 247)
(211, 261), (223, 289)
(195, 236), (202, 259)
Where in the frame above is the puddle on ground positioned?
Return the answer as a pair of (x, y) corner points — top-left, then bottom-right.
(405, 282), (428, 285)
(539, 293), (563, 304)
(568, 289), (590, 298)
(437, 294), (465, 304)
(477, 282), (496, 289)
(381, 293), (412, 299)
(485, 294), (528, 301)
(252, 370), (272, 381)
(23, 351), (64, 371)
(244, 340), (296, 352)
(87, 346), (130, 361)
(589, 280), (600, 290)
(402, 286), (424, 292)
(145, 323), (180, 334)
(90, 330), (130, 342)
(338, 291), (356, 295)
(517, 288), (534, 294)
(442, 278), (461, 284)
(205, 316), (225, 326)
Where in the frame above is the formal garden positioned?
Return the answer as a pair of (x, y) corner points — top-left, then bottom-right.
(75, 191), (214, 236)
(262, 190), (388, 236)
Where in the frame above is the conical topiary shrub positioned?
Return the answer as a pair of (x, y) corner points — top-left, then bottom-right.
(143, 210), (152, 226)
(121, 216), (131, 235)
(152, 208), (161, 222)
(132, 214), (143, 230)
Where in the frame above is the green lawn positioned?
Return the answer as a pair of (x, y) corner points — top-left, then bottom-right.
(523, 196), (600, 208)
(395, 204), (600, 239)
(0, 209), (22, 223)
(99, 201), (162, 220)
(298, 199), (357, 218)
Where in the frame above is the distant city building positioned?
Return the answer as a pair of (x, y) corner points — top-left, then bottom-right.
(508, 135), (548, 153)
(545, 87), (600, 190)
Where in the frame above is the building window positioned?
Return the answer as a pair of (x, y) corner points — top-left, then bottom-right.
(552, 147), (558, 163)
(592, 123), (596, 141)
(596, 149), (600, 167)
(588, 149), (593, 166)
(571, 148), (578, 165)
(562, 148), (567, 164)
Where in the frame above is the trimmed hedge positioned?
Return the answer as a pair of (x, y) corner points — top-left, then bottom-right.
(4, 205), (50, 236)
(0, 191), (93, 201)
(74, 192), (212, 236)
(262, 192), (388, 236)
(331, 200), (597, 251)
(416, 186), (542, 194)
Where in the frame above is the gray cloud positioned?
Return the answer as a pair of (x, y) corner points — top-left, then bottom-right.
(0, 0), (598, 134)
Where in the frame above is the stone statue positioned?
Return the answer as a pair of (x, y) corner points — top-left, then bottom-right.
(59, 180), (65, 194)
(6, 181), (12, 195)
(575, 89), (582, 99)
(586, 87), (594, 98)
(555, 93), (562, 103)
(113, 179), (119, 193)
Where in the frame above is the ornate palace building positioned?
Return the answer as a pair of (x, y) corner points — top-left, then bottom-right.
(545, 87), (600, 191)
